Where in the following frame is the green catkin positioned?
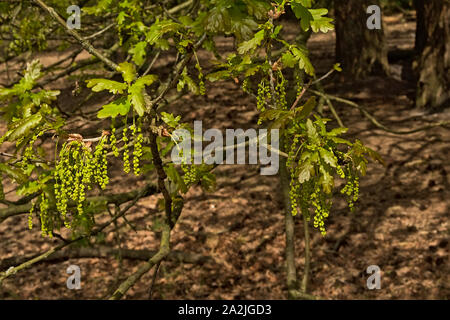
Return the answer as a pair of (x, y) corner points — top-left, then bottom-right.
(101, 140), (109, 187)
(54, 148), (67, 214)
(296, 75), (303, 98)
(93, 136), (109, 189)
(53, 137), (111, 234)
(28, 200), (35, 230)
(82, 149), (94, 189)
(340, 166), (359, 211)
(257, 80), (267, 113)
(288, 135), (301, 216)
(21, 137), (37, 167)
(196, 63), (206, 96)
(299, 181), (312, 222)
(276, 72), (287, 110)
(289, 176), (299, 216)
(110, 127), (119, 157)
(21, 131), (45, 168)
(133, 123), (143, 176)
(181, 149), (198, 185)
(242, 78), (250, 93)
(15, 137), (24, 148)
(182, 163), (198, 185)
(310, 184), (329, 236)
(71, 146), (81, 201)
(353, 176), (360, 203)
(39, 192), (51, 237)
(122, 127), (130, 173)
(336, 164), (345, 179)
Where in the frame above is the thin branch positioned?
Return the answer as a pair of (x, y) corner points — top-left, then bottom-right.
(109, 222), (171, 300)
(300, 211), (310, 293)
(309, 89), (450, 134)
(314, 83), (345, 128)
(149, 132), (173, 227)
(142, 51), (161, 77)
(108, 195), (184, 300)
(167, 0), (194, 14)
(83, 23), (115, 41)
(33, 0), (119, 71)
(149, 33), (206, 112)
(148, 261), (162, 299)
(0, 185), (152, 285)
(312, 68), (336, 85)
(289, 289), (320, 300)
(290, 80), (312, 111)
(0, 152), (49, 165)
(0, 247), (210, 271)
(279, 157), (299, 299)
(0, 184), (157, 224)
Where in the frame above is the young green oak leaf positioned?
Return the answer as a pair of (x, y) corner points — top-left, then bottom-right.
(178, 68), (200, 95)
(298, 160), (314, 183)
(86, 79), (127, 94)
(290, 2), (314, 31)
(133, 74), (158, 88)
(319, 165), (334, 194)
(17, 60), (43, 93)
(306, 118), (320, 144)
(146, 19), (181, 45)
(333, 63), (342, 72)
(283, 45), (315, 75)
(128, 74), (158, 116)
(7, 113), (43, 142)
(129, 42), (147, 67)
(97, 97), (131, 119)
(0, 163), (28, 184)
(292, 46), (315, 75)
(319, 147), (337, 168)
(293, 0), (313, 7)
(161, 112), (181, 128)
(309, 9), (334, 33)
(327, 127), (348, 137)
(117, 62), (137, 84)
(128, 86), (145, 117)
(237, 29), (265, 54)
(296, 96), (316, 119)
(244, 0), (271, 20)
(281, 51), (296, 68)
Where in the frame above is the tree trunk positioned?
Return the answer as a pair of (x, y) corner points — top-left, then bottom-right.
(414, 0), (450, 109)
(335, 0), (389, 79)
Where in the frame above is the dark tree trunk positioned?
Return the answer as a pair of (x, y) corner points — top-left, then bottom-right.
(335, 0), (389, 79)
(414, 0), (450, 109)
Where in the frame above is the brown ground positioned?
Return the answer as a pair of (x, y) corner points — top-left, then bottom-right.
(0, 13), (448, 300)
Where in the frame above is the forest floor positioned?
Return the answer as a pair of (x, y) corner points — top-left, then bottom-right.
(0, 12), (449, 300)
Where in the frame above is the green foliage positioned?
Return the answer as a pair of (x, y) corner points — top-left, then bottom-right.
(284, 114), (377, 235)
(52, 138), (110, 235)
(161, 112), (181, 129)
(131, 121), (143, 176)
(203, 0), (382, 236)
(97, 97), (131, 119)
(90, 63), (157, 118)
(0, 0), (382, 241)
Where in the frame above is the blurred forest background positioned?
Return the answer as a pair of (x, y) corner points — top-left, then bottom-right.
(0, 0), (448, 299)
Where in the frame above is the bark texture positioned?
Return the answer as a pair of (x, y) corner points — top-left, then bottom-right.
(335, 0), (389, 78)
(414, 0), (450, 109)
